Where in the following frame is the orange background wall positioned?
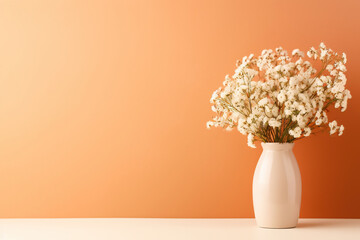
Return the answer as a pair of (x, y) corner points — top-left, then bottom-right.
(0, 0), (359, 218)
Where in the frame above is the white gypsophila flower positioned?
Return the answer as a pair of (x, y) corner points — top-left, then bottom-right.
(289, 127), (302, 138)
(338, 125), (344, 136)
(335, 101), (341, 108)
(207, 43), (350, 147)
(277, 91), (286, 103)
(315, 119), (322, 126)
(296, 115), (306, 128)
(342, 53), (347, 64)
(258, 98), (268, 106)
(269, 118), (281, 128)
(304, 127), (311, 137)
(292, 49), (304, 57)
(226, 126), (233, 131)
(326, 64), (333, 72)
(329, 120), (338, 135)
(271, 106), (279, 117)
(247, 133), (256, 148)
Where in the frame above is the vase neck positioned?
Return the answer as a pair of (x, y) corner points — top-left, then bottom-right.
(261, 143), (294, 151)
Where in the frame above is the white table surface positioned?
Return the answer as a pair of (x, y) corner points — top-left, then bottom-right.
(0, 218), (359, 240)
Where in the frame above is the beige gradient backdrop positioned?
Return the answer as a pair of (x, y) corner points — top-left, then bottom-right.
(0, 0), (359, 218)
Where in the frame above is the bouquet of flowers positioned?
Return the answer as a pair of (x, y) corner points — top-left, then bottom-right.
(207, 43), (351, 148)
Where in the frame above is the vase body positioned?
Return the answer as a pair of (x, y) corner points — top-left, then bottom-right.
(253, 143), (301, 228)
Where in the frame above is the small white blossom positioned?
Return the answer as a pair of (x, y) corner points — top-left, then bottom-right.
(315, 119), (322, 126)
(292, 49), (304, 57)
(247, 133), (256, 148)
(289, 127), (302, 138)
(304, 127), (311, 137)
(329, 120), (338, 135)
(326, 64), (333, 72)
(338, 125), (344, 136)
(258, 98), (268, 106)
(269, 118), (281, 128)
(277, 91), (286, 103)
(342, 53), (347, 64)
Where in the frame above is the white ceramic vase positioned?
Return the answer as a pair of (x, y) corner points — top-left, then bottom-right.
(252, 143), (302, 228)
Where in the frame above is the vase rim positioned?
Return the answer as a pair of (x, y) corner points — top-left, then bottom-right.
(261, 142), (294, 150)
(261, 142), (294, 144)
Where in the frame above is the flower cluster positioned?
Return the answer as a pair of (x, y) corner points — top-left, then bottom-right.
(207, 43), (351, 148)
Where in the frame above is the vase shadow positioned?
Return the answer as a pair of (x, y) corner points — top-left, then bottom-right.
(297, 220), (351, 228)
